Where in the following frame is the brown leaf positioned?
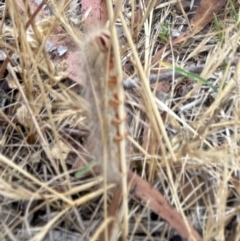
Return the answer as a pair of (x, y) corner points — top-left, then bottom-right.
(190, 0), (227, 34)
(151, 0), (226, 64)
(128, 171), (203, 241)
(175, 0), (227, 42)
(103, 172), (203, 241)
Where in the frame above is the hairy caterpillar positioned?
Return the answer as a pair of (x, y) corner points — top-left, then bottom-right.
(82, 28), (127, 183)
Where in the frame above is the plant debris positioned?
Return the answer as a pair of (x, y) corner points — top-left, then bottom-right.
(0, 0), (240, 241)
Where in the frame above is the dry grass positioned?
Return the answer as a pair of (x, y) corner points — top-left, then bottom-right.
(0, 0), (240, 240)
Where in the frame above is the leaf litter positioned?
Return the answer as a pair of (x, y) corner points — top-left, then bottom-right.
(0, 0), (240, 241)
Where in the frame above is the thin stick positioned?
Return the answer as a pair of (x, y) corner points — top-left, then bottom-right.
(123, 55), (240, 89)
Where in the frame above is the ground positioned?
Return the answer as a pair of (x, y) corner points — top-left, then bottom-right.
(0, 0), (240, 241)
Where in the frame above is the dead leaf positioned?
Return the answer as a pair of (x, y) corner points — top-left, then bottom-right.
(169, 0), (227, 47)
(128, 171), (203, 241)
(190, 0), (227, 34)
(151, 0), (227, 64)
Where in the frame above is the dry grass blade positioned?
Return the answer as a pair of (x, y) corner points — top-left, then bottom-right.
(105, 1), (129, 240)
(1, 0), (240, 241)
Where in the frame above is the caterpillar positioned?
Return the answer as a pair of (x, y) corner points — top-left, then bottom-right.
(82, 28), (127, 183)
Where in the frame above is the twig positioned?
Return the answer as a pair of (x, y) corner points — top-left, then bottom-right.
(123, 55), (240, 89)
(123, 65), (203, 89)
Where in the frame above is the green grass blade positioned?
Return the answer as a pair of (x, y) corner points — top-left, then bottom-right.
(74, 159), (97, 178)
(160, 62), (217, 92)
(173, 65), (217, 92)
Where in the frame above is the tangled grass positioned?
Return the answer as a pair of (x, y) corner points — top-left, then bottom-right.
(0, 0), (240, 240)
